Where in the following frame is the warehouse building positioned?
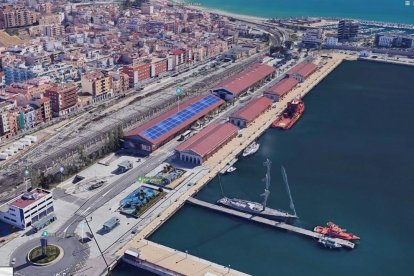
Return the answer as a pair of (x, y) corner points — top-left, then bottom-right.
(229, 97), (273, 128)
(124, 95), (224, 153)
(175, 122), (239, 165)
(211, 63), (275, 101)
(263, 77), (299, 102)
(287, 62), (318, 82)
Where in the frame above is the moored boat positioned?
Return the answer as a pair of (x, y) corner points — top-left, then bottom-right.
(317, 237), (343, 249)
(314, 222), (360, 241)
(242, 141), (260, 157)
(217, 159), (298, 221)
(226, 166), (237, 173)
(272, 99), (304, 129)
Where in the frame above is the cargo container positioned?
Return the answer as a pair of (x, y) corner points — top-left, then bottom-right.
(25, 135), (37, 143)
(0, 153), (9, 160)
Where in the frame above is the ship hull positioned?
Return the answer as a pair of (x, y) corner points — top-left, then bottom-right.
(217, 197), (297, 221)
(272, 102), (305, 129)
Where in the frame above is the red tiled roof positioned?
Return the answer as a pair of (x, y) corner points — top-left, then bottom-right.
(9, 189), (49, 209)
(230, 97), (272, 123)
(215, 63), (274, 96)
(265, 77), (299, 96)
(125, 95), (224, 146)
(171, 49), (185, 55)
(176, 122), (238, 158)
(287, 62), (318, 79)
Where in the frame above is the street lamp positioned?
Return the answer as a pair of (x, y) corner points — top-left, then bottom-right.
(83, 216), (109, 271)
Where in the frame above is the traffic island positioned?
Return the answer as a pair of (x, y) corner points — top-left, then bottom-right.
(27, 244), (64, 266)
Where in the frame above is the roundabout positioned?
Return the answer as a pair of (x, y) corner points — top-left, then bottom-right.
(28, 244), (64, 266)
(10, 234), (89, 276)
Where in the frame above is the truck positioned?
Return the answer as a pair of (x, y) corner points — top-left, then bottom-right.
(117, 160), (133, 173)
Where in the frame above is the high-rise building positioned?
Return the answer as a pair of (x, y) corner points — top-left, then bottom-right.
(337, 20), (359, 41)
(0, 6), (37, 29)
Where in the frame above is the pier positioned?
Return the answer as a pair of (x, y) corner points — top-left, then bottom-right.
(187, 197), (355, 249)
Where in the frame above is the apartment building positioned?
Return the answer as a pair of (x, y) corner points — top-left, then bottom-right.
(44, 83), (78, 117)
(81, 70), (113, 103)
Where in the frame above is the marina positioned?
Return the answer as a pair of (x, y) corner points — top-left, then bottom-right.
(115, 54), (353, 274)
(138, 59), (414, 275)
(187, 197), (355, 249)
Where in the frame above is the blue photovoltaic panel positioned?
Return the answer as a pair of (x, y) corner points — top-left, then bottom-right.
(140, 95), (220, 141)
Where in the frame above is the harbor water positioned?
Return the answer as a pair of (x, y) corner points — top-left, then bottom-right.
(197, 0), (414, 24)
(137, 60), (414, 275)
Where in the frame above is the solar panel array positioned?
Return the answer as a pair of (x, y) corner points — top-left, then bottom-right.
(140, 95), (221, 141)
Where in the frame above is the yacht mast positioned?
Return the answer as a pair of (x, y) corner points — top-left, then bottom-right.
(261, 159), (271, 211)
(282, 166), (297, 217)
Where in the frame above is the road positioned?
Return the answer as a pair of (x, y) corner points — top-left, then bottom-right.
(57, 141), (178, 236)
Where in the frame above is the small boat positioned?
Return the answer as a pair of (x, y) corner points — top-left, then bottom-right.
(226, 166), (237, 173)
(242, 142), (260, 157)
(318, 237), (342, 249)
(314, 222), (360, 241)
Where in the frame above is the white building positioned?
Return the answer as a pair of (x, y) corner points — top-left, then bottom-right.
(378, 35), (394, 47)
(326, 37), (338, 47)
(302, 29), (323, 47)
(141, 3), (154, 15)
(0, 188), (54, 229)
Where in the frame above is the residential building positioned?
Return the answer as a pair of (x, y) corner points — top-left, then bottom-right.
(375, 34), (414, 48)
(3, 65), (38, 85)
(338, 20), (359, 41)
(0, 6), (37, 29)
(81, 71), (113, 102)
(44, 83), (78, 117)
(150, 58), (168, 78)
(122, 63), (151, 88)
(110, 72), (129, 94)
(302, 29), (323, 47)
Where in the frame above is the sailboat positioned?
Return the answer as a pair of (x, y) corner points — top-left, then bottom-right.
(217, 159), (298, 221)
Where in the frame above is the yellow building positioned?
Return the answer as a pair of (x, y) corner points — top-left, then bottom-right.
(81, 71), (113, 103)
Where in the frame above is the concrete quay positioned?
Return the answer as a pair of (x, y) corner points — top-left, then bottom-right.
(123, 240), (248, 276)
(116, 53), (354, 274)
(187, 197), (355, 249)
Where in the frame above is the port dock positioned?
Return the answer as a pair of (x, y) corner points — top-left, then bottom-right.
(117, 54), (356, 274)
(187, 197), (355, 249)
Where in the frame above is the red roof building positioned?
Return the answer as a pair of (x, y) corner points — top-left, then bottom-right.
(263, 77), (299, 102)
(287, 62), (318, 82)
(229, 97), (272, 128)
(0, 188), (54, 229)
(211, 63), (275, 101)
(124, 95), (224, 153)
(176, 122), (238, 165)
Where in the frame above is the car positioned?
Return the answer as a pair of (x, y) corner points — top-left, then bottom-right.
(131, 228), (139, 234)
